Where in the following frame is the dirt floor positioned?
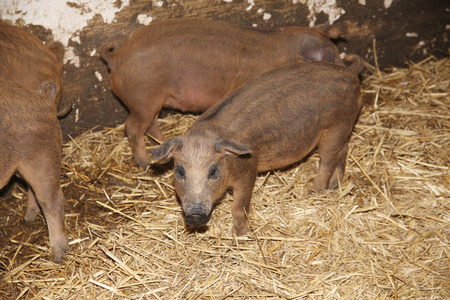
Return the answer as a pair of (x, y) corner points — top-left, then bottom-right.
(0, 56), (449, 299)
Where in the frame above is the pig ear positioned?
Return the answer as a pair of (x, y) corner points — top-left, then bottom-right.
(39, 82), (58, 102)
(150, 137), (183, 164)
(214, 139), (252, 158)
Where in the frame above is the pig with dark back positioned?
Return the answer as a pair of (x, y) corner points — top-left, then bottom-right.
(0, 22), (71, 117)
(0, 80), (69, 262)
(100, 18), (344, 167)
(151, 55), (364, 236)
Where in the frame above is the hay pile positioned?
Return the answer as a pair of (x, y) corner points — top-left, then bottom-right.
(1, 55), (449, 299)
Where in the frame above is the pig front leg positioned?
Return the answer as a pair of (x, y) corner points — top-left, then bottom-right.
(231, 173), (257, 236)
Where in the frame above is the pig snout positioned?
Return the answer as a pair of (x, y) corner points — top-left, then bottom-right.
(184, 203), (210, 226)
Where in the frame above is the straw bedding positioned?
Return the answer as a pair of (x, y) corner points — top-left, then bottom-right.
(0, 55), (449, 299)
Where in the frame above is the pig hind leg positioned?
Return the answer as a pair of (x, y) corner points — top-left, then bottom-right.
(145, 114), (166, 142)
(328, 141), (348, 189)
(24, 187), (40, 222)
(313, 128), (351, 191)
(19, 164), (68, 263)
(0, 163), (16, 191)
(0, 162), (41, 223)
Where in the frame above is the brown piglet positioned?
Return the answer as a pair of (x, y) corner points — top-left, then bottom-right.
(0, 81), (69, 262)
(100, 18), (343, 167)
(0, 22), (71, 117)
(151, 55), (364, 236)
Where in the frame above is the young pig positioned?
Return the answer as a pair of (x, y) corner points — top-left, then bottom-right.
(0, 22), (71, 117)
(0, 80), (69, 263)
(151, 55), (364, 236)
(100, 18), (343, 167)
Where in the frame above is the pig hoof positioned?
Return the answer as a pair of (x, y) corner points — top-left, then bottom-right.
(232, 224), (248, 236)
(134, 156), (151, 169)
(311, 181), (327, 193)
(23, 208), (40, 223)
(51, 238), (69, 263)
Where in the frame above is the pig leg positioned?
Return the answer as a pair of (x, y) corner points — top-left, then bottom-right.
(146, 114), (166, 142)
(35, 185), (68, 263)
(0, 165), (40, 222)
(328, 141), (348, 189)
(231, 174), (257, 236)
(20, 166), (68, 263)
(125, 94), (167, 168)
(0, 165), (15, 192)
(313, 129), (350, 191)
(124, 112), (155, 168)
(24, 187), (41, 222)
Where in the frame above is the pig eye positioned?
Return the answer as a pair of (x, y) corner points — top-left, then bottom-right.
(175, 165), (186, 181)
(208, 165), (220, 180)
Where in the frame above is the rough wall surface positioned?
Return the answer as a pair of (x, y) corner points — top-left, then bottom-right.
(1, 0), (448, 139)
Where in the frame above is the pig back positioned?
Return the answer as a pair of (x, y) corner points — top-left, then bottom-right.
(0, 23), (64, 104)
(105, 18), (340, 105)
(191, 61), (361, 171)
(0, 81), (62, 160)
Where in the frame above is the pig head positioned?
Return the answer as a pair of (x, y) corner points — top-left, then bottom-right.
(151, 135), (252, 228)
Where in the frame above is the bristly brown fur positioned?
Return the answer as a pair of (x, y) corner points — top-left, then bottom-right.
(1, 56), (448, 299)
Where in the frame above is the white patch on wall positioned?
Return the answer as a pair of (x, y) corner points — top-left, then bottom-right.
(293, 0), (345, 27)
(94, 71), (103, 82)
(406, 32), (418, 38)
(0, 0), (130, 66)
(384, 0), (394, 9)
(246, 0), (255, 11)
(137, 14), (153, 26)
(71, 35), (81, 44)
(65, 46), (80, 67)
(263, 13), (272, 21)
(358, 0), (366, 5)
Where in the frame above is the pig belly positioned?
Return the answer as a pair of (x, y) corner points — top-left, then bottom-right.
(164, 82), (226, 113)
(255, 137), (320, 173)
